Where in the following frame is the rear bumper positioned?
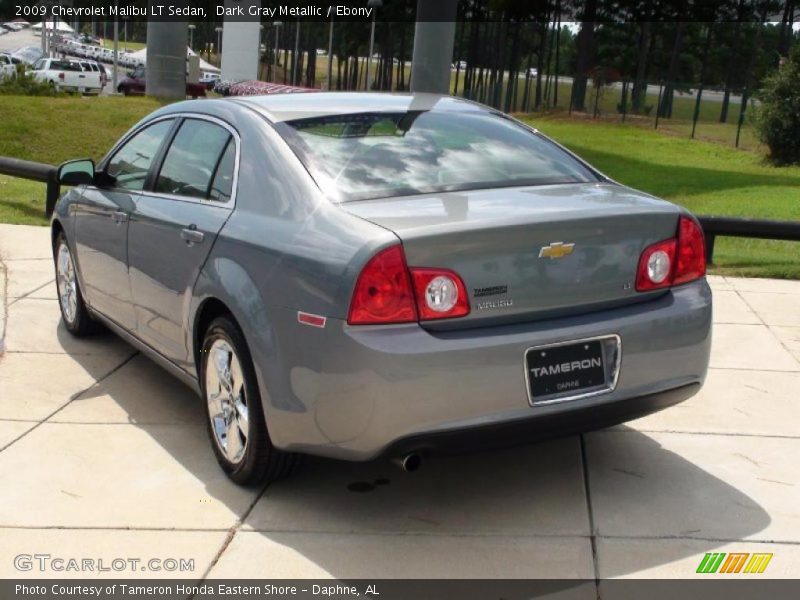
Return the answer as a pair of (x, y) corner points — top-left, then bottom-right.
(262, 279), (712, 460)
(382, 382), (700, 458)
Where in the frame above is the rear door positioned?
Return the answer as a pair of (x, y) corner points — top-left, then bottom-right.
(127, 116), (237, 370)
(74, 118), (175, 331)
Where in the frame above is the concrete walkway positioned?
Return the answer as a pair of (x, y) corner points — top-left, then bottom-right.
(0, 223), (798, 581)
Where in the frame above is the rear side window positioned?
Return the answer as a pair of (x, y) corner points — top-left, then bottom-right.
(155, 119), (233, 200)
(106, 119), (173, 191)
(208, 140), (236, 203)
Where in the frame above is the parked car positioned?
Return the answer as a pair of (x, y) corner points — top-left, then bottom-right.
(200, 71), (221, 89)
(69, 59), (107, 88)
(117, 65), (206, 98)
(11, 46), (43, 66)
(50, 93), (711, 484)
(31, 57), (102, 94)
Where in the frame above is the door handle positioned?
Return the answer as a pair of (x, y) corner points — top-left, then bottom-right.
(181, 226), (205, 245)
(111, 211), (128, 224)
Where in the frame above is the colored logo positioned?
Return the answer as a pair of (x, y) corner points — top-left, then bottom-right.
(696, 552), (772, 574)
(538, 242), (575, 260)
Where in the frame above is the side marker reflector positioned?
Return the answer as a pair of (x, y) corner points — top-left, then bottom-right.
(298, 312), (326, 328)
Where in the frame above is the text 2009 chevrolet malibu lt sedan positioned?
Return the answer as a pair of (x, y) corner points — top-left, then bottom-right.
(51, 93), (711, 484)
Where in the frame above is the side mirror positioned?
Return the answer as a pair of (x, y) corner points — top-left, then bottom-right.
(57, 159), (95, 186)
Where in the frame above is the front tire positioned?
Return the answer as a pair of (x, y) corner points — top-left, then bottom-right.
(54, 233), (99, 336)
(201, 315), (297, 485)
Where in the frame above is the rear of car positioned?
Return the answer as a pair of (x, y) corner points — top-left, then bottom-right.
(69, 60), (105, 93)
(257, 103), (712, 459)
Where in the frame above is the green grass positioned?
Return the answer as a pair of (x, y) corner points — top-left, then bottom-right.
(526, 116), (800, 279)
(0, 95), (163, 226)
(0, 95), (797, 278)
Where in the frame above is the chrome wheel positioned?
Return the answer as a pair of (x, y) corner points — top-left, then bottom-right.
(205, 339), (249, 464)
(56, 241), (78, 325)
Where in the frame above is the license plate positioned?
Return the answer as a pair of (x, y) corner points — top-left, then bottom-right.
(525, 337), (618, 405)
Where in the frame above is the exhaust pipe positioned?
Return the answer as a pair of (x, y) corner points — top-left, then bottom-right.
(393, 453), (422, 472)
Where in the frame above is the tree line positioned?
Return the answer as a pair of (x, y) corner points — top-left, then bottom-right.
(122, 0), (798, 119)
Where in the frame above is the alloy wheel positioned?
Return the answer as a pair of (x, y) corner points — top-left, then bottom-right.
(205, 339), (249, 464)
(56, 241), (78, 325)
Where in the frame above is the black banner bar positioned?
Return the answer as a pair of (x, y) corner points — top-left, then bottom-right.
(2, 580), (800, 600)
(1, 1), (793, 23)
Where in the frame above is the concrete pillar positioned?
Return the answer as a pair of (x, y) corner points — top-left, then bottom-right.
(221, 0), (261, 82)
(410, 0), (458, 94)
(146, 18), (188, 98)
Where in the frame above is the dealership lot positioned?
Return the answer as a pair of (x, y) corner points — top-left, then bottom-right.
(0, 223), (798, 581)
(0, 29), (121, 95)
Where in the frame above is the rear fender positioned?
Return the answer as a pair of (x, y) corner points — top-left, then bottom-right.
(190, 257), (300, 440)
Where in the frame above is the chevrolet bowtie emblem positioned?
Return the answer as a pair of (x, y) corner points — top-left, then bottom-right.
(538, 242), (575, 259)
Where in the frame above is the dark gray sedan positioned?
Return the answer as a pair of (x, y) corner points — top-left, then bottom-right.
(51, 93), (712, 484)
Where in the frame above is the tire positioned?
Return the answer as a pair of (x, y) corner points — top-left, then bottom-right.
(200, 315), (298, 485)
(53, 232), (100, 336)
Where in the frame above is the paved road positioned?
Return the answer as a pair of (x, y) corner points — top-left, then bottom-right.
(0, 28), (791, 586)
(1, 224), (798, 581)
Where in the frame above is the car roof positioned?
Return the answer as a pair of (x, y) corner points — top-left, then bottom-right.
(229, 92), (496, 123)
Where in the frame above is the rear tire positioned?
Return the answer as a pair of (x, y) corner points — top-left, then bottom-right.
(201, 315), (298, 485)
(53, 233), (100, 336)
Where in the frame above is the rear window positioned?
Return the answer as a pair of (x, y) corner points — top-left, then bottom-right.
(275, 110), (598, 203)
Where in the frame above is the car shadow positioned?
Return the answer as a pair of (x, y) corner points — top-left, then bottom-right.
(65, 345), (771, 580)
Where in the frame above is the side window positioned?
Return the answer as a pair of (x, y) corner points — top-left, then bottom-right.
(155, 119), (232, 200)
(106, 120), (173, 191)
(208, 140), (236, 202)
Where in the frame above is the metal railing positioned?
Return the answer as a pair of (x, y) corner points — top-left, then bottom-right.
(698, 216), (800, 264)
(1, 156), (799, 266)
(0, 157), (60, 217)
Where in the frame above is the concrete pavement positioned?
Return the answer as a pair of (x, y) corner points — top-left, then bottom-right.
(0, 223), (798, 581)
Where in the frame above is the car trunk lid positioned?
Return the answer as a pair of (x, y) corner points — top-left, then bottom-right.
(342, 183), (682, 329)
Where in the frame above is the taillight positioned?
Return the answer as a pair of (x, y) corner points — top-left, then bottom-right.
(347, 245), (417, 325)
(58, 72), (64, 80)
(673, 216), (706, 285)
(635, 216), (706, 292)
(636, 239), (676, 291)
(348, 245), (471, 325)
(410, 268), (470, 320)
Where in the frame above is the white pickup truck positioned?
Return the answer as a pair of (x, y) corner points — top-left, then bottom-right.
(30, 58), (102, 95)
(0, 53), (16, 81)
